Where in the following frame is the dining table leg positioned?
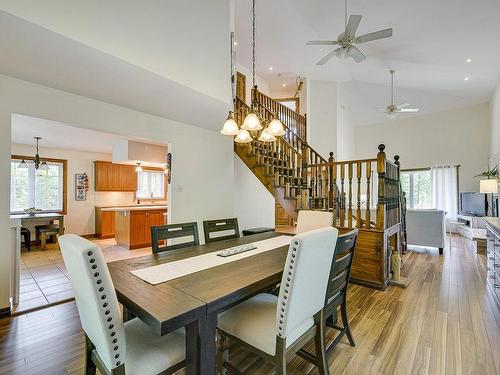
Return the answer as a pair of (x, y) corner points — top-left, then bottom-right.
(199, 312), (217, 375)
(185, 313), (218, 375)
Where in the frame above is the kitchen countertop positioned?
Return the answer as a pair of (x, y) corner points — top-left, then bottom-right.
(484, 217), (500, 236)
(98, 205), (167, 212)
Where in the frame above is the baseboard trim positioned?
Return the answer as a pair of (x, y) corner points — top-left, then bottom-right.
(0, 306), (11, 319)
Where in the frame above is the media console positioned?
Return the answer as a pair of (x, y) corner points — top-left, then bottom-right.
(456, 213), (487, 253)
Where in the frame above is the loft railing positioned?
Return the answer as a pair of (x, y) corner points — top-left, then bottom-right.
(300, 144), (401, 231)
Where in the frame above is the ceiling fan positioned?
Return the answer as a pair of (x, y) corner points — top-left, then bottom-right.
(384, 70), (419, 119)
(306, 0), (393, 64)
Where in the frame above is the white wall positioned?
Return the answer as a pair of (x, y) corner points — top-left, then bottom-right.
(490, 79), (500, 158)
(0, 75), (235, 310)
(307, 80), (338, 159)
(336, 83), (355, 160)
(0, 0), (231, 104)
(352, 103), (490, 192)
(11, 144), (112, 236)
(233, 155), (275, 231)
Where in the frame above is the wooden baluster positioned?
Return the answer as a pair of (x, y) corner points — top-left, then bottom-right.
(356, 161), (362, 229)
(332, 163), (338, 227)
(347, 163), (353, 228)
(366, 161), (372, 228)
(376, 144), (386, 230)
(340, 163), (345, 227)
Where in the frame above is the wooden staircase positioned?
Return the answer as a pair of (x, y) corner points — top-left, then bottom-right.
(234, 87), (407, 290)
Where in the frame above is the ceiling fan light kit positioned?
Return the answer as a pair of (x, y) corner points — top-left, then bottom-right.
(306, 0), (393, 64)
(384, 70), (420, 119)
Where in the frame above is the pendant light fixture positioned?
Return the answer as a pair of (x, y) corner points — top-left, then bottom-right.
(135, 162), (143, 172)
(220, 0), (284, 143)
(20, 137), (49, 170)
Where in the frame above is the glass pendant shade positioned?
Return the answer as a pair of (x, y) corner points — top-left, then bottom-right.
(268, 118), (285, 136)
(135, 162), (143, 172)
(234, 129), (252, 143)
(39, 161), (49, 171)
(241, 111), (263, 131)
(220, 112), (239, 135)
(18, 159), (29, 168)
(258, 128), (276, 142)
(387, 112), (397, 120)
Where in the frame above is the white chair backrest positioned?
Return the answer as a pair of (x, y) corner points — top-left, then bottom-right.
(276, 227), (338, 340)
(296, 210), (333, 233)
(59, 234), (126, 371)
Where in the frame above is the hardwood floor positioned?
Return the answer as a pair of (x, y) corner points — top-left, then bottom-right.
(1, 236), (498, 374)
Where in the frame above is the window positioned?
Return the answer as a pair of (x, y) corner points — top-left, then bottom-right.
(400, 169), (431, 209)
(10, 158), (65, 213)
(136, 170), (165, 199)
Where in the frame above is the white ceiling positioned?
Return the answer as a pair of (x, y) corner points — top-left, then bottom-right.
(235, 0), (500, 125)
(11, 114), (166, 154)
(0, 11), (229, 132)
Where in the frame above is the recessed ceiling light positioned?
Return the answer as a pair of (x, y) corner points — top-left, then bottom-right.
(269, 66), (273, 71)
(466, 58), (472, 63)
(464, 77), (469, 81)
(282, 83), (286, 87)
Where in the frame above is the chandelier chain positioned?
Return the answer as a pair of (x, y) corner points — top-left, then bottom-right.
(252, 0), (256, 87)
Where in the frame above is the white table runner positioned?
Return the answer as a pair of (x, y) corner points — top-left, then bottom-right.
(130, 235), (292, 285)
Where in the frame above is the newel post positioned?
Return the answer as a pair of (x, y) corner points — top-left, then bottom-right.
(376, 144), (386, 230)
(300, 142), (310, 210)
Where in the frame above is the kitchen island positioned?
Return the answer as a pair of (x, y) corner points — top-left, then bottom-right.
(96, 205), (167, 249)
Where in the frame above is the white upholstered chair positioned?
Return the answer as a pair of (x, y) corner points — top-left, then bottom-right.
(58, 234), (185, 375)
(406, 209), (446, 255)
(296, 210), (333, 233)
(217, 227), (339, 375)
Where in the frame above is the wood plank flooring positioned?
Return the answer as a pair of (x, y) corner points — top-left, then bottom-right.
(1, 235), (498, 374)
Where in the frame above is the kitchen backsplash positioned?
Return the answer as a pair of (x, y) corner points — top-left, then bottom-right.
(94, 192), (136, 206)
(94, 192), (167, 207)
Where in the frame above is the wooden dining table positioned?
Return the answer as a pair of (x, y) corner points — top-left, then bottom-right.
(108, 231), (292, 375)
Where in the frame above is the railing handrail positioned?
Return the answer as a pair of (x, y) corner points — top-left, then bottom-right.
(252, 88), (327, 164)
(307, 158), (378, 168)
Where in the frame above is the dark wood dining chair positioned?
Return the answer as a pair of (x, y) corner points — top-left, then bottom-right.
(298, 229), (358, 364)
(151, 222), (199, 253)
(202, 218), (240, 244)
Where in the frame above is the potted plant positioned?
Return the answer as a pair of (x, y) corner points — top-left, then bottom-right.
(474, 166), (499, 179)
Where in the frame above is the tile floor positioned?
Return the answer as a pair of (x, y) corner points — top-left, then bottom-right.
(15, 238), (152, 314)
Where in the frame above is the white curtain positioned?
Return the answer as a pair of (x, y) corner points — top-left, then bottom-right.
(431, 166), (458, 221)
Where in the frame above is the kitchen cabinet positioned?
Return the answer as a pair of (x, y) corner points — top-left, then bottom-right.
(115, 208), (167, 249)
(94, 161), (137, 191)
(95, 208), (115, 239)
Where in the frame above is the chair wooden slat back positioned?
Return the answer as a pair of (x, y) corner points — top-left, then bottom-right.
(151, 222), (199, 253)
(203, 218), (240, 244)
(325, 229), (358, 312)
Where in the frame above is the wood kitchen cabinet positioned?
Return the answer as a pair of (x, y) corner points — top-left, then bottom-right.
(94, 161), (137, 191)
(115, 208), (167, 249)
(95, 208), (115, 239)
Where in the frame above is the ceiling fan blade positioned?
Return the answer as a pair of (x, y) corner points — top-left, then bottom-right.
(347, 46), (366, 63)
(400, 108), (419, 113)
(345, 15), (362, 39)
(354, 28), (393, 44)
(396, 102), (410, 109)
(306, 40), (339, 46)
(316, 49), (338, 65)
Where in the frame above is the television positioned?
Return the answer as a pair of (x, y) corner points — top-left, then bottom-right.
(460, 192), (487, 216)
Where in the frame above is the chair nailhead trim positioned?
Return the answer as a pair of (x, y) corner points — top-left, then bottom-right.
(278, 244), (299, 337)
(85, 249), (123, 369)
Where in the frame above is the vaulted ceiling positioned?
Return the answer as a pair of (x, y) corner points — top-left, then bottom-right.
(235, 0), (500, 126)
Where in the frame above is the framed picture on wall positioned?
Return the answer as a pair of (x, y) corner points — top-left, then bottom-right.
(75, 173), (89, 201)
